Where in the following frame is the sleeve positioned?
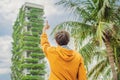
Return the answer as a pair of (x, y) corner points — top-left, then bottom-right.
(78, 55), (87, 80)
(40, 33), (51, 57)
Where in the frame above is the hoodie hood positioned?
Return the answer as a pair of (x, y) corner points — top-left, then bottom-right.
(57, 46), (75, 61)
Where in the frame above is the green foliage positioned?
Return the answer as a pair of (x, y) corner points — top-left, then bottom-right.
(96, 22), (113, 46)
(23, 46), (43, 52)
(23, 36), (39, 41)
(88, 58), (108, 79)
(31, 27), (42, 32)
(29, 18), (44, 22)
(23, 31), (31, 36)
(22, 75), (44, 80)
(25, 58), (39, 63)
(30, 53), (44, 59)
(54, 0), (120, 79)
(28, 22), (43, 28)
(21, 63), (45, 69)
(32, 32), (40, 36)
(26, 13), (42, 18)
(52, 21), (94, 44)
(30, 70), (46, 75)
(23, 41), (38, 47)
(19, 7), (25, 25)
(11, 4), (45, 80)
(29, 7), (44, 13)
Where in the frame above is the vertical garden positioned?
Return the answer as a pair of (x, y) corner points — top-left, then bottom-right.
(11, 3), (46, 80)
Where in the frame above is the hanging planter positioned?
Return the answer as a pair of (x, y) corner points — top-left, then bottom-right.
(25, 58), (39, 63)
(23, 46), (43, 52)
(23, 36), (39, 41)
(29, 18), (44, 23)
(30, 53), (44, 59)
(22, 75), (44, 80)
(31, 27), (42, 32)
(23, 41), (38, 47)
(30, 8), (44, 13)
(30, 70), (46, 75)
(21, 63), (45, 69)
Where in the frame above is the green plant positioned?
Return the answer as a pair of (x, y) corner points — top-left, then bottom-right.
(25, 58), (39, 63)
(53, 0), (120, 80)
(30, 70), (46, 75)
(22, 75), (44, 80)
(11, 4), (45, 80)
(30, 53), (44, 59)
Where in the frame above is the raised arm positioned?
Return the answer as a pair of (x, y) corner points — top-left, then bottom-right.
(40, 21), (50, 57)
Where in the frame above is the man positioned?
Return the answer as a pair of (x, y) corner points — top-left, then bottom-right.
(40, 21), (87, 80)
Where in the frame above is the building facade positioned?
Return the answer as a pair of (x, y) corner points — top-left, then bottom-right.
(11, 2), (46, 80)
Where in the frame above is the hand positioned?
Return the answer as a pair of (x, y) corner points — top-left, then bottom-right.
(43, 20), (50, 33)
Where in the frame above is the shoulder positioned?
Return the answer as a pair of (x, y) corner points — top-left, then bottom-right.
(73, 51), (81, 57)
(47, 46), (56, 52)
(74, 51), (84, 63)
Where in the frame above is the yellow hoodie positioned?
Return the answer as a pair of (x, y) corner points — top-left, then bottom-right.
(41, 33), (87, 80)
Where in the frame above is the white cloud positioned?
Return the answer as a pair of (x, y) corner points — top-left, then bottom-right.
(44, 0), (64, 16)
(0, 0), (23, 23)
(0, 68), (10, 74)
(0, 36), (12, 75)
(0, 0), (63, 24)
(0, 0), (67, 77)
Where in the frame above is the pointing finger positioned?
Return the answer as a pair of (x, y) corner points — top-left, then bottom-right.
(46, 20), (48, 25)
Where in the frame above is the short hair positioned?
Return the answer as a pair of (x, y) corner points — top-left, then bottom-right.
(55, 30), (70, 46)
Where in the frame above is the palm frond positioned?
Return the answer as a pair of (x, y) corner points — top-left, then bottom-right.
(53, 0), (120, 79)
(96, 22), (105, 46)
(88, 58), (108, 79)
(103, 66), (112, 80)
(51, 21), (95, 43)
(96, 22), (113, 46)
(56, 0), (94, 21)
(95, 49), (107, 60)
(78, 40), (97, 65)
(76, 37), (107, 69)
(97, 0), (114, 21)
(112, 24), (120, 43)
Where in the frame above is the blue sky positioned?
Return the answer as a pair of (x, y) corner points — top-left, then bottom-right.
(0, 0), (71, 80)
(1, 0), (119, 80)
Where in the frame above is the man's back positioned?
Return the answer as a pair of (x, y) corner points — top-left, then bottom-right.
(41, 33), (87, 80)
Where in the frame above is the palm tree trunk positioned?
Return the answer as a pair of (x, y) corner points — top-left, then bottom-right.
(118, 56), (120, 69)
(118, 57), (120, 78)
(104, 39), (118, 80)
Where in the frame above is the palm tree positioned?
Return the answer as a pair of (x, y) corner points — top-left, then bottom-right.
(75, 36), (112, 80)
(52, 0), (120, 80)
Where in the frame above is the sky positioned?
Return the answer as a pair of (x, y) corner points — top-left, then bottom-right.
(0, 0), (70, 80)
(1, 0), (119, 80)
